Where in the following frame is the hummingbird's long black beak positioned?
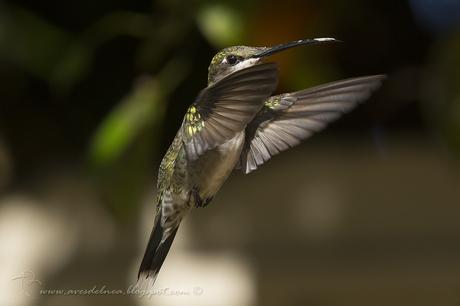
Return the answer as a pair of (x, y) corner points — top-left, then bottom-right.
(252, 37), (341, 58)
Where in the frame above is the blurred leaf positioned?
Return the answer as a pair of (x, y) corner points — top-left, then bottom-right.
(89, 57), (190, 167)
(95, 129), (156, 220)
(136, 17), (192, 70)
(87, 76), (165, 219)
(89, 77), (165, 167)
(82, 11), (153, 46)
(197, 4), (245, 47)
(0, 7), (73, 82)
(0, 7), (162, 93)
(51, 43), (92, 92)
(422, 31), (460, 154)
(87, 58), (190, 218)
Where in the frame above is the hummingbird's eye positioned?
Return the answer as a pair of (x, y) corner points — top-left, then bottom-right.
(225, 54), (241, 66)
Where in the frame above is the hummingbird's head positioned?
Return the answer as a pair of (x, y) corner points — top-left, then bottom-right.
(207, 38), (340, 85)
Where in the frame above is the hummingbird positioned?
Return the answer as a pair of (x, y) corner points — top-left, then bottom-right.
(138, 38), (385, 283)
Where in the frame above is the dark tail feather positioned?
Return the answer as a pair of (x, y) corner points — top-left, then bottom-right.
(138, 214), (179, 282)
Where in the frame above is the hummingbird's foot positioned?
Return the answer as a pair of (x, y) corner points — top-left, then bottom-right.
(195, 198), (213, 208)
(201, 197), (213, 208)
(191, 188), (212, 208)
(191, 187), (204, 207)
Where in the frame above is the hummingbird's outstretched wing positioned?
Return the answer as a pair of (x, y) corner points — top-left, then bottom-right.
(238, 75), (386, 174)
(182, 63), (278, 160)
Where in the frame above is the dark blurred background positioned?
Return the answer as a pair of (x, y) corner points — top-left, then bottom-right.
(1, 0), (460, 305)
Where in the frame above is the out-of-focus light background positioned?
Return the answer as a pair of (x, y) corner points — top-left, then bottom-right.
(1, 0), (460, 305)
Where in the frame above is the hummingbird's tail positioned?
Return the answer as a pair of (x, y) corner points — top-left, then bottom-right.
(137, 211), (179, 284)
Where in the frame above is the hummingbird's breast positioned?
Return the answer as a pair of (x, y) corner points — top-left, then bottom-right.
(188, 131), (245, 201)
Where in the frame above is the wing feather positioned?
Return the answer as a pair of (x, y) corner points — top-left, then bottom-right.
(239, 74), (386, 173)
(182, 63), (278, 160)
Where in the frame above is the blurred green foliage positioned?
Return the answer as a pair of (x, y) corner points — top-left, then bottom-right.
(0, 6), (89, 91)
(422, 32), (460, 154)
(89, 57), (189, 167)
(89, 77), (163, 167)
(197, 4), (245, 47)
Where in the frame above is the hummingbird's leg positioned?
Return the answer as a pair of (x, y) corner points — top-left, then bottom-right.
(201, 197), (213, 207)
(191, 187), (213, 208)
(195, 197), (213, 208)
(191, 187), (204, 208)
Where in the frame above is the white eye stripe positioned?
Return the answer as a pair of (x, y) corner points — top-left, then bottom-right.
(226, 58), (260, 74)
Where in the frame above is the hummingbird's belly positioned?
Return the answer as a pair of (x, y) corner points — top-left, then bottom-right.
(190, 131), (245, 200)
